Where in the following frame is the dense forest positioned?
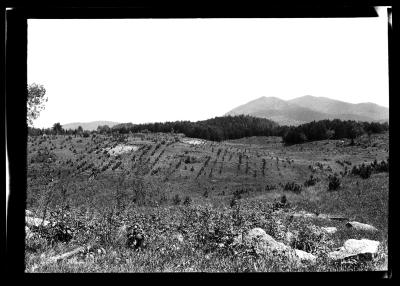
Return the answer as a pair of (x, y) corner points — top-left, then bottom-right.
(282, 120), (389, 144)
(28, 115), (388, 144)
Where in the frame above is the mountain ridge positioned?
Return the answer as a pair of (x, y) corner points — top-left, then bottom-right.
(225, 95), (388, 126)
(62, 121), (120, 131)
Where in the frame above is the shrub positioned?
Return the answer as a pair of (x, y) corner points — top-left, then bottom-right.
(265, 184), (276, 191)
(272, 195), (290, 211)
(351, 163), (372, 179)
(304, 175), (318, 187)
(328, 174), (341, 191)
(183, 196), (192, 206)
(172, 194), (181, 205)
(283, 182), (303, 194)
(288, 221), (332, 255)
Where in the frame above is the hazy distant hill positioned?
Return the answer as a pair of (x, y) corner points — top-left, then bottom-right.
(289, 95), (389, 121)
(225, 96), (388, 126)
(62, 121), (120, 131)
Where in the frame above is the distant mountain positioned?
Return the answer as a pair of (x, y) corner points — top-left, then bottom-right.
(289, 95), (389, 121)
(62, 121), (120, 131)
(225, 96), (388, 126)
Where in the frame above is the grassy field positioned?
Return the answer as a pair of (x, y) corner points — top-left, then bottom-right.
(25, 131), (389, 272)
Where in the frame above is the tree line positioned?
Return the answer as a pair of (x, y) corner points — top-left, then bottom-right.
(27, 83), (388, 143)
(111, 115), (281, 141)
(282, 119), (389, 145)
(28, 115), (388, 145)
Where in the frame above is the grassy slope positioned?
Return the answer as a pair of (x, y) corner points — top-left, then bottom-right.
(25, 132), (389, 272)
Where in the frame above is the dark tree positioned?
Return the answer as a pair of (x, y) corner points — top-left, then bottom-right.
(52, 122), (64, 135)
(27, 83), (48, 126)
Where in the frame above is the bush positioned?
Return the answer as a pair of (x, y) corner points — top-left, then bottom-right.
(183, 196), (192, 206)
(351, 163), (372, 179)
(328, 174), (341, 191)
(351, 159), (389, 179)
(304, 175), (318, 187)
(283, 182), (303, 194)
(272, 195), (290, 211)
(288, 221), (332, 255)
(172, 194), (181, 205)
(265, 184), (276, 191)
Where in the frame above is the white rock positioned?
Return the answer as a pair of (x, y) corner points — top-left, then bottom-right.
(105, 145), (139, 155)
(244, 228), (289, 253)
(292, 211), (317, 219)
(25, 210), (34, 217)
(26, 216), (50, 227)
(173, 233), (184, 243)
(115, 224), (128, 245)
(294, 249), (317, 263)
(328, 239), (380, 261)
(25, 226), (34, 239)
(231, 233), (243, 246)
(285, 231), (297, 245)
(346, 221), (378, 232)
(321, 227), (337, 234)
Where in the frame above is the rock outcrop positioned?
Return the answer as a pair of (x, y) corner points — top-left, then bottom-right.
(244, 228), (288, 254)
(26, 216), (50, 227)
(294, 249), (317, 263)
(345, 221), (378, 232)
(321, 227), (337, 234)
(244, 228), (316, 265)
(328, 239), (380, 261)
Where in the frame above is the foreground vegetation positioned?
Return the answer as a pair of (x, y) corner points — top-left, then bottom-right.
(26, 131), (389, 272)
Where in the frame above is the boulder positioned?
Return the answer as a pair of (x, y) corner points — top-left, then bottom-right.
(317, 213), (330, 219)
(26, 226), (34, 239)
(292, 211), (317, 219)
(328, 239), (380, 261)
(241, 228), (319, 265)
(244, 228), (289, 254)
(26, 216), (50, 227)
(115, 224), (128, 245)
(294, 249), (317, 264)
(173, 233), (184, 243)
(345, 221), (378, 232)
(284, 231), (299, 245)
(321, 227), (337, 234)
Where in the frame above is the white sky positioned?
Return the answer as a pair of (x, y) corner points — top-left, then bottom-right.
(28, 12), (389, 128)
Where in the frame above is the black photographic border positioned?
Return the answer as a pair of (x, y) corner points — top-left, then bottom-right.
(4, 1), (394, 281)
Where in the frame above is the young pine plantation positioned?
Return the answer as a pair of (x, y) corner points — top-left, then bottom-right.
(25, 131), (389, 272)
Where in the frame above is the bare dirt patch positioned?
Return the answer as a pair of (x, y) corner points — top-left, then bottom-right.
(105, 144), (139, 155)
(182, 138), (205, 145)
